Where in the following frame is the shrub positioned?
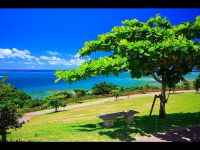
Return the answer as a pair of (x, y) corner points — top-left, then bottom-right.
(86, 90), (93, 96)
(127, 84), (159, 94)
(40, 102), (50, 110)
(24, 99), (46, 108)
(92, 82), (118, 95)
(10, 98), (26, 108)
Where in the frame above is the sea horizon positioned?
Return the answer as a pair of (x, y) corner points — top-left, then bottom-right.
(1, 69), (199, 71)
(0, 69), (199, 99)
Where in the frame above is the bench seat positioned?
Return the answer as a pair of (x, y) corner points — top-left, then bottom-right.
(98, 110), (139, 127)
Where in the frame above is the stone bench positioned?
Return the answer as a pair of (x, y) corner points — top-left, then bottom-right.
(98, 110), (139, 128)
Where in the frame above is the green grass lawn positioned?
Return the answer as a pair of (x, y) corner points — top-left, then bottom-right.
(67, 97), (105, 106)
(8, 93), (200, 142)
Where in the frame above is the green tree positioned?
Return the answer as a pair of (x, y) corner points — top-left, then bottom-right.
(48, 99), (65, 112)
(124, 88), (132, 99)
(91, 82), (118, 95)
(0, 77), (23, 142)
(55, 15), (200, 118)
(111, 87), (124, 100)
(74, 89), (86, 103)
(24, 99), (46, 109)
(45, 91), (70, 112)
(193, 74), (200, 93)
(0, 79), (32, 109)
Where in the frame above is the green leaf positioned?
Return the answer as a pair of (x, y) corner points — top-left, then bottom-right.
(144, 53), (150, 56)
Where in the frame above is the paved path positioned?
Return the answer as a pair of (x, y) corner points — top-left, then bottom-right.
(134, 125), (200, 142)
(19, 90), (195, 123)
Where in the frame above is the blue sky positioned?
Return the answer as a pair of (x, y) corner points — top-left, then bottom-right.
(0, 8), (200, 70)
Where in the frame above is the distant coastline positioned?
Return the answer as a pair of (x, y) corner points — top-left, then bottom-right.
(0, 69), (199, 99)
(0, 69), (56, 71)
(0, 69), (199, 72)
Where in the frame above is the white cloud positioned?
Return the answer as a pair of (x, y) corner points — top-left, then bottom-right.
(37, 61), (44, 65)
(69, 57), (86, 66)
(24, 60), (43, 65)
(34, 57), (44, 65)
(12, 48), (36, 60)
(0, 48), (44, 65)
(40, 55), (66, 65)
(74, 53), (80, 58)
(66, 53), (80, 58)
(0, 48), (13, 58)
(40, 55), (89, 66)
(46, 51), (61, 56)
(40, 56), (61, 61)
(0, 48), (36, 60)
(0, 48), (91, 67)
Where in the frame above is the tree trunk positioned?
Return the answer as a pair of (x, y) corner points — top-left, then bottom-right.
(159, 82), (167, 118)
(76, 97), (79, 103)
(55, 106), (58, 112)
(1, 129), (7, 142)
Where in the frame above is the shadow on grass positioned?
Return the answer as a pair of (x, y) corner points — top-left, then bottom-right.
(155, 125), (200, 142)
(74, 112), (200, 142)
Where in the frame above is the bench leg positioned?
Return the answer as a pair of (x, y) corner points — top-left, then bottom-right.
(103, 119), (114, 128)
(124, 115), (134, 125)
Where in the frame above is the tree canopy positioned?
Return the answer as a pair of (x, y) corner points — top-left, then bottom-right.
(92, 82), (119, 95)
(55, 14), (200, 118)
(55, 14), (200, 88)
(0, 79), (31, 102)
(0, 77), (23, 142)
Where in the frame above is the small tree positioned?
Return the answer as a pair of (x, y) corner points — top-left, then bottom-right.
(45, 91), (69, 112)
(0, 101), (23, 142)
(193, 74), (200, 93)
(74, 89), (86, 103)
(0, 77), (23, 142)
(111, 87), (124, 100)
(48, 99), (65, 112)
(125, 88), (132, 99)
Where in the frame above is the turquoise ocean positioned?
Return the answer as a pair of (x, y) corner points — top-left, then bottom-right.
(0, 70), (199, 99)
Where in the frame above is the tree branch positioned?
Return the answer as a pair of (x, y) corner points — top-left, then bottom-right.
(149, 71), (162, 83)
(146, 68), (162, 83)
